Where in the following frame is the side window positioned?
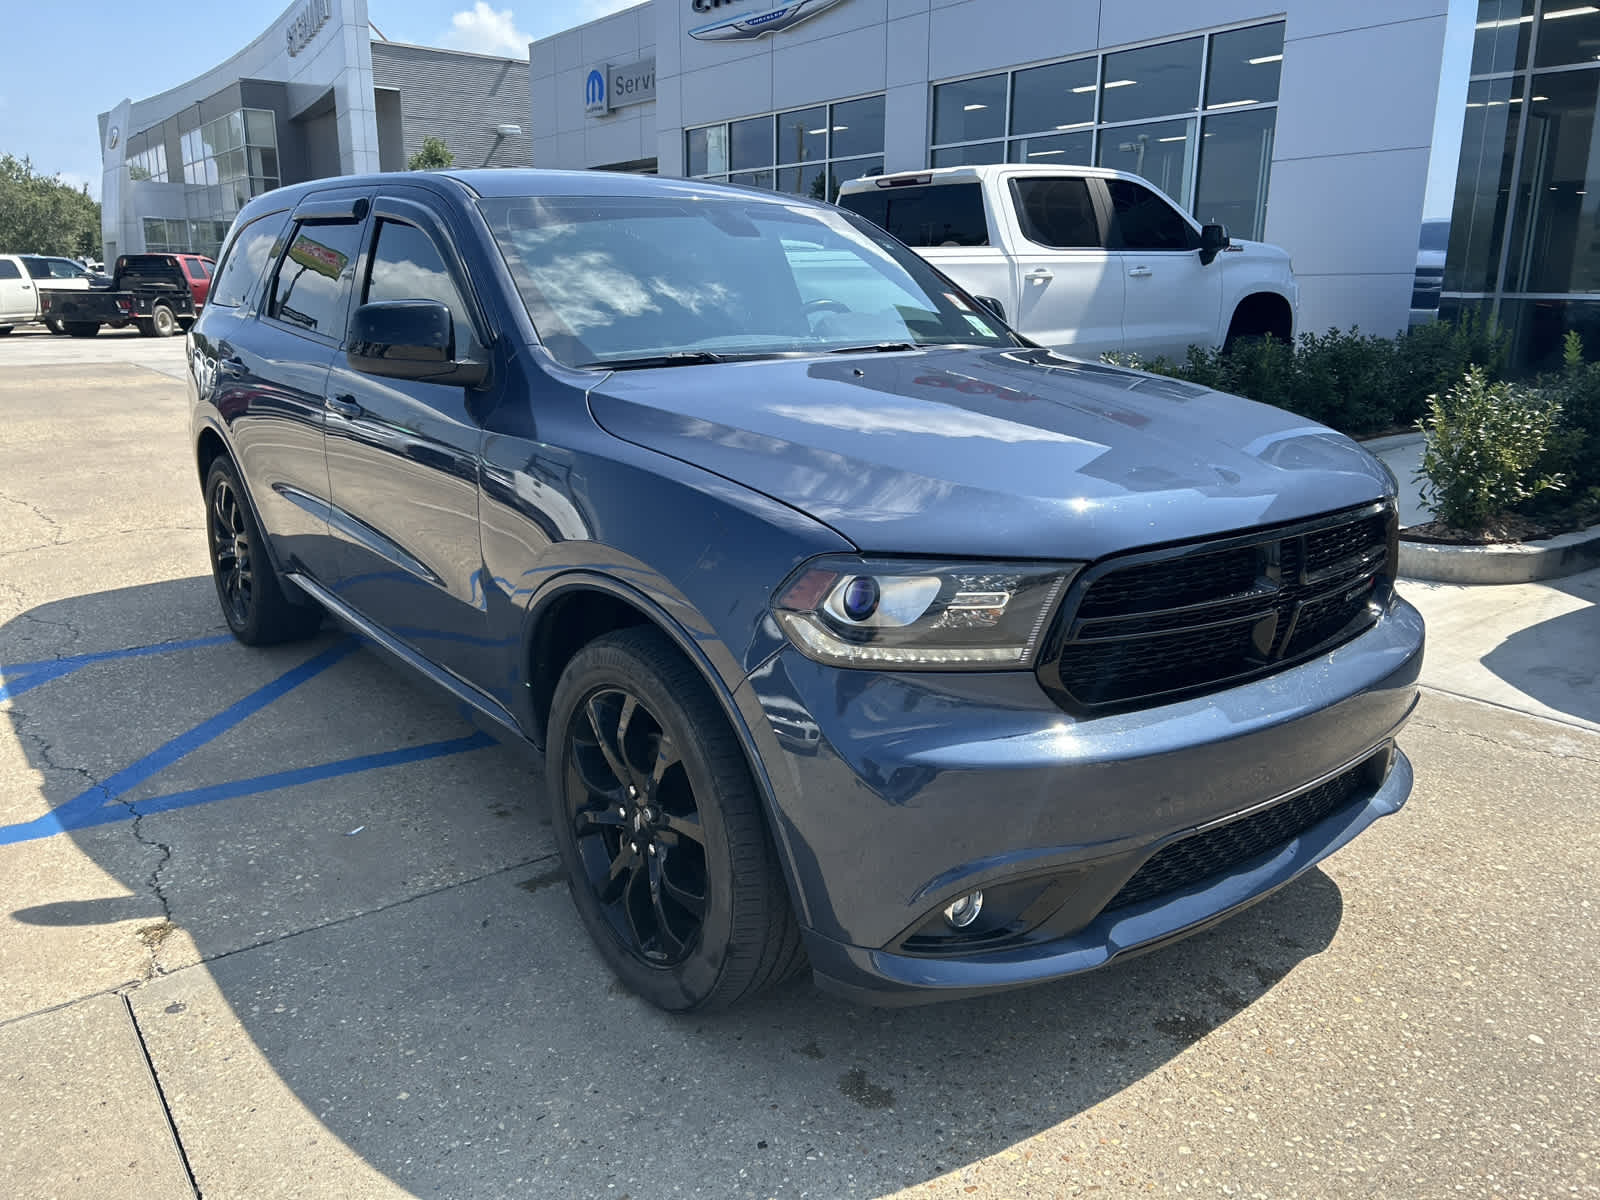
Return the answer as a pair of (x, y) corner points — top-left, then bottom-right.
(1107, 180), (1198, 252)
(185, 259), (207, 280)
(1011, 178), (1101, 249)
(49, 260), (85, 278)
(363, 219), (475, 350)
(209, 211), (291, 309)
(0, 260), (20, 280)
(22, 258), (52, 279)
(200, 260), (215, 278)
(838, 184), (990, 247)
(267, 219), (365, 335)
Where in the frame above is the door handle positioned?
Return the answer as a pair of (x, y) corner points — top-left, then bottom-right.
(20, 283), (31, 290)
(326, 394), (364, 419)
(217, 356), (245, 377)
(1025, 268), (1053, 283)
(1128, 267), (1154, 278)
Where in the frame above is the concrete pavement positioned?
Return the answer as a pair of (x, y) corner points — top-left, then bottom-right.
(1, 350), (1596, 1199)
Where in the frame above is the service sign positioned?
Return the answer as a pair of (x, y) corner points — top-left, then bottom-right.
(287, 0), (333, 57)
(586, 56), (656, 117)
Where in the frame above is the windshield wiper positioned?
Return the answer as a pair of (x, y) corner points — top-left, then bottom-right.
(826, 342), (918, 355)
(579, 351), (727, 371)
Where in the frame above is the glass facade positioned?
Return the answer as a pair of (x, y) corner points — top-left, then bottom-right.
(686, 94), (885, 199)
(1443, 0), (1600, 369)
(127, 144), (168, 183)
(127, 107), (280, 258)
(928, 22), (1284, 240)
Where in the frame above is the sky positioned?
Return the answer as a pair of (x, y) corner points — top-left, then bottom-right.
(0, 0), (635, 200)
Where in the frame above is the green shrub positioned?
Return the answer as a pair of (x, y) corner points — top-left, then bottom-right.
(1416, 368), (1566, 530)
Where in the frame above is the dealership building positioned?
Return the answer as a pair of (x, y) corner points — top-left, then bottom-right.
(532, 0), (1600, 370)
(98, 0), (529, 263)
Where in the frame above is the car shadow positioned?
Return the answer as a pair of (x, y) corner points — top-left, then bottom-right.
(1, 579), (1345, 1197)
(1480, 571), (1600, 726)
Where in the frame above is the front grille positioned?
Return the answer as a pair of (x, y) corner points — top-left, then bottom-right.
(1045, 504), (1396, 712)
(1103, 758), (1373, 913)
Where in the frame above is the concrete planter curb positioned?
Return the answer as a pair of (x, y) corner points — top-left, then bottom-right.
(1398, 523), (1600, 584)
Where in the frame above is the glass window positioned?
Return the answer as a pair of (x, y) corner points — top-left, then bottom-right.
(1010, 59), (1096, 136)
(833, 157), (883, 189)
(932, 141), (1005, 167)
(1011, 177), (1101, 248)
(21, 257), (52, 279)
(0, 260), (19, 280)
(836, 182), (991, 246)
(225, 112), (245, 151)
(778, 162), (829, 201)
(249, 148), (279, 179)
(776, 106), (827, 164)
(1499, 298), (1600, 372)
(245, 109), (277, 147)
(268, 219), (363, 335)
(217, 149), (247, 182)
(1534, 2), (1600, 68)
(1472, 0), (1534, 74)
(1100, 38), (1203, 124)
(1505, 71), (1600, 292)
(478, 193), (1013, 367)
(1195, 107), (1276, 241)
(1207, 23), (1283, 109)
(210, 212), (289, 308)
(933, 75), (1007, 144)
(729, 168), (776, 190)
(1098, 118), (1194, 202)
(1107, 178), (1197, 251)
(1445, 76), (1522, 291)
(1008, 131), (1093, 165)
(830, 95), (885, 159)
(686, 125), (729, 176)
(48, 259), (87, 278)
(365, 219), (474, 349)
(729, 116), (773, 170)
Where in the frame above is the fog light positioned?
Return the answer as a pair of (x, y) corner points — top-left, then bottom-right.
(942, 890), (984, 929)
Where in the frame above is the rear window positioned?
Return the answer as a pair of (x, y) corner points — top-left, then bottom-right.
(837, 183), (990, 247)
(20, 257), (53, 279)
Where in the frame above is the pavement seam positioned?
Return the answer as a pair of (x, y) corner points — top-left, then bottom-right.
(0, 488), (66, 551)
(121, 993), (204, 1200)
(1417, 684), (1600, 746)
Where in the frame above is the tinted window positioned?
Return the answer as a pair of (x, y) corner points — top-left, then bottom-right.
(268, 219), (364, 335)
(1011, 178), (1101, 248)
(1107, 180), (1196, 251)
(364, 219), (475, 349)
(1101, 38), (1204, 124)
(837, 183), (990, 247)
(49, 259), (87, 278)
(21, 258), (52, 279)
(0, 260), (20, 280)
(209, 211), (291, 308)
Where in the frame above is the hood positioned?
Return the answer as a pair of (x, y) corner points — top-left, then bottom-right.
(1226, 238), (1290, 265)
(585, 348), (1393, 560)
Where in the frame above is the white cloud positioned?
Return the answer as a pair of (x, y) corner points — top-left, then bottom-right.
(441, 3), (531, 57)
(55, 171), (100, 201)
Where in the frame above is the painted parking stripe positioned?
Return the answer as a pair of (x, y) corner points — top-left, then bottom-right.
(0, 634), (236, 703)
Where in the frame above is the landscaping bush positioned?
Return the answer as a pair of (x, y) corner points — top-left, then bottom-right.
(1416, 367), (1566, 530)
(1541, 332), (1600, 492)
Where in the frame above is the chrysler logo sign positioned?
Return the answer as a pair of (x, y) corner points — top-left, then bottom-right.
(287, 0), (333, 57)
(689, 0), (845, 42)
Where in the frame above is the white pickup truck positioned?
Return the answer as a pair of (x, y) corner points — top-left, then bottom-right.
(0, 254), (100, 335)
(837, 165), (1299, 362)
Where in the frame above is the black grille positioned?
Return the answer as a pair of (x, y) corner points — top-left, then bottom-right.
(1103, 759), (1372, 912)
(1047, 504), (1396, 711)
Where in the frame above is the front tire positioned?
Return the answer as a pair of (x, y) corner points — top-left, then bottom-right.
(204, 457), (322, 646)
(548, 628), (803, 1012)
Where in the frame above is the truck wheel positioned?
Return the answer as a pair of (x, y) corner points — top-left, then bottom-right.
(0, 326), (12, 336)
(151, 305), (178, 337)
(64, 322), (100, 338)
(205, 457), (323, 646)
(135, 318), (156, 337)
(548, 627), (805, 1012)
(45, 319), (65, 335)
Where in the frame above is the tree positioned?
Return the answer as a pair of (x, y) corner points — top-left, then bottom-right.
(407, 137), (455, 171)
(0, 155), (101, 257)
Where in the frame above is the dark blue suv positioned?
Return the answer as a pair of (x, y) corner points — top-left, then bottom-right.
(188, 170), (1424, 1010)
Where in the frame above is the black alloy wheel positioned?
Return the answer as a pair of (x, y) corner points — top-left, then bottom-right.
(203, 458), (322, 646)
(548, 628), (804, 1011)
(567, 687), (709, 967)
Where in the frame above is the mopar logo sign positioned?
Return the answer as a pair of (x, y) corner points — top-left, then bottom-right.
(689, 0), (844, 42)
(585, 57), (655, 117)
(584, 69), (607, 115)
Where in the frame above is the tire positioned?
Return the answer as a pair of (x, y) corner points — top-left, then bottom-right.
(548, 627), (804, 1012)
(151, 305), (178, 337)
(64, 322), (100, 338)
(0, 325), (12, 336)
(135, 318), (156, 337)
(204, 457), (323, 646)
(45, 319), (64, 335)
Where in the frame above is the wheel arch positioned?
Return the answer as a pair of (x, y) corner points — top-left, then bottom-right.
(1226, 291), (1295, 344)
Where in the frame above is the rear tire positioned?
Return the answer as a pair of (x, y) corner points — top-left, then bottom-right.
(45, 319), (64, 335)
(64, 322), (100, 338)
(0, 325), (12, 336)
(151, 305), (178, 337)
(548, 627), (804, 1012)
(204, 457), (323, 646)
(135, 318), (156, 337)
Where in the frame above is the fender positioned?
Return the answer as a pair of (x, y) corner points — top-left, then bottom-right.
(192, 414), (299, 584)
(518, 568), (814, 928)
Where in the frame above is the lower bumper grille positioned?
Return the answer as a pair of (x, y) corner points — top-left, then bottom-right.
(1103, 756), (1375, 913)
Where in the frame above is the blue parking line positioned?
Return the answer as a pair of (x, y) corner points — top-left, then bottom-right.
(0, 640), (359, 846)
(2, 633), (236, 677)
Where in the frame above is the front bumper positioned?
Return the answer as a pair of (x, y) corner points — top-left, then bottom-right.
(736, 596), (1424, 1005)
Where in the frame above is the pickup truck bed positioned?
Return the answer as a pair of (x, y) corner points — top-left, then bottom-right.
(40, 255), (198, 338)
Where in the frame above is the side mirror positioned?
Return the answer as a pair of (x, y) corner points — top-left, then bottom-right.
(348, 300), (487, 387)
(973, 295), (1007, 322)
(1199, 223), (1231, 266)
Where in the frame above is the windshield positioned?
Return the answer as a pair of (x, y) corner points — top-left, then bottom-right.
(478, 192), (1017, 367)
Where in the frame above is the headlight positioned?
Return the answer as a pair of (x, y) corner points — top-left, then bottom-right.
(773, 557), (1078, 670)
